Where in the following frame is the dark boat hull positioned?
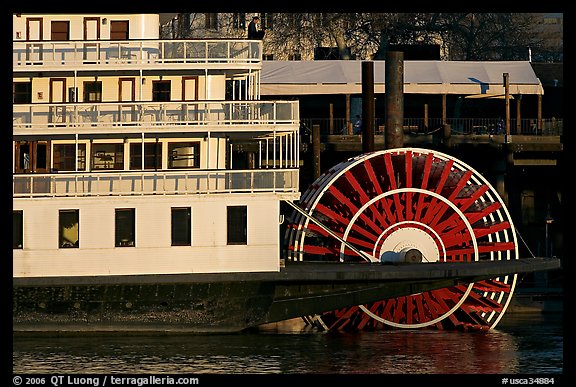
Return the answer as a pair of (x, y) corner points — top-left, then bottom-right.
(13, 258), (561, 335)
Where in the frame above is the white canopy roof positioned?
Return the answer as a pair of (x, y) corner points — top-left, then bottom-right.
(260, 60), (544, 96)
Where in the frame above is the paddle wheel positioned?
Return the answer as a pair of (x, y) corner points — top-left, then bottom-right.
(284, 148), (519, 332)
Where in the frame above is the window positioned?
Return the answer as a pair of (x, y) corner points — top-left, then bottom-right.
(59, 209), (79, 248)
(233, 13), (246, 29)
(115, 208), (135, 247)
(227, 206), (247, 245)
(16, 142), (30, 171)
(51, 21), (70, 40)
(315, 13), (329, 28)
(226, 79), (247, 101)
(68, 87), (78, 102)
(53, 143), (87, 171)
(13, 82), (32, 104)
(152, 80), (171, 102)
(288, 52), (302, 61)
(36, 143), (47, 170)
(92, 143), (124, 170)
(261, 13), (273, 30)
(205, 13), (218, 29)
(130, 142), (162, 170)
(168, 142), (200, 169)
(83, 81), (102, 102)
(110, 20), (129, 40)
(13, 211), (23, 249)
(172, 207), (191, 246)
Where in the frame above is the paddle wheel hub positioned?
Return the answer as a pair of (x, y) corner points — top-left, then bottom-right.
(284, 147), (519, 332)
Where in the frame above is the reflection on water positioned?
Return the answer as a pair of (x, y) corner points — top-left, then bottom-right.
(13, 313), (562, 374)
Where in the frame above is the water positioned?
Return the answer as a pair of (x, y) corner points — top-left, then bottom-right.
(13, 313), (563, 375)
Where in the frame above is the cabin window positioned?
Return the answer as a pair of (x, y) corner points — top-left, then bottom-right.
(288, 52), (302, 61)
(36, 143), (47, 170)
(92, 143), (124, 170)
(227, 206), (247, 245)
(115, 208), (135, 247)
(110, 20), (129, 40)
(13, 82), (32, 104)
(51, 21), (70, 41)
(83, 81), (102, 102)
(129, 142), (162, 170)
(59, 209), (79, 248)
(13, 210), (23, 249)
(168, 142), (200, 169)
(53, 143), (87, 171)
(152, 80), (171, 102)
(261, 13), (273, 30)
(171, 207), (192, 246)
(232, 13), (246, 29)
(205, 13), (218, 30)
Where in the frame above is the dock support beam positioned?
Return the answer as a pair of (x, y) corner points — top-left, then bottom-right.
(385, 51), (404, 149)
(362, 61), (375, 153)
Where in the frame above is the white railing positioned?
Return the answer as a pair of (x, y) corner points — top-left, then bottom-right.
(13, 39), (262, 69)
(13, 100), (300, 131)
(13, 169), (299, 198)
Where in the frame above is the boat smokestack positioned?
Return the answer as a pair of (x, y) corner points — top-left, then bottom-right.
(385, 51), (404, 149)
(361, 61), (375, 153)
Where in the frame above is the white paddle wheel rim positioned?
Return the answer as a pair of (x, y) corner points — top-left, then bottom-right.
(288, 147), (520, 331)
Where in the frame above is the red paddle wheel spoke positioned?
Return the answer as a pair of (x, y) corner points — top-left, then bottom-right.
(285, 148), (520, 332)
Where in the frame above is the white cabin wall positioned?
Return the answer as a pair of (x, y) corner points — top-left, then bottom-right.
(206, 75), (226, 100)
(13, 194), (281, 277)
(25, 74), (221, 104)
(12, 14), (160, 41)
(204, 136), (228, 169)
(134, 14), (161, 39)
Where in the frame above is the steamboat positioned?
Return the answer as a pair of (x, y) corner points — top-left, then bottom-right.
(12, 13), (560, 335)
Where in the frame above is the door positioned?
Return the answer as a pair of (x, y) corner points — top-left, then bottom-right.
(25, 17), (43, 63)
(182, 76), (199, 121)
(14, 141), (51, 173)
(119, 78), (136, 123)
(110, 20), (130, 61)
(83, 17), (100, 62)
(51, 21), (70, 64)
(49, 78), (67, 124)
(182, 77), (198, 101)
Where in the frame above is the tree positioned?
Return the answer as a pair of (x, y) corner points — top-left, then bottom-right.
(161, 13), (549, 61)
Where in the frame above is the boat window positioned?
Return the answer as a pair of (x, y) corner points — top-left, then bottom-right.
(115, 208), (135, 247)
(92, 143), (124, 170)
(227, 206), (247, 245)
(130, 142), (162, 170)
(59, 209), (79, 248)
(83, 81), (102, 103)
(13, 82), (32, 104)
(110, 20), (129, 40)
(53, 143), (87, 172)
(13, 211), (23, 249)
(171, 207), (192, 246)
(51, 21), (70, 41)
(205, 13), (218, 30)
(152, 80), (171, 102)
(232, 13), (246, 29)
(168, 142), (200, 169)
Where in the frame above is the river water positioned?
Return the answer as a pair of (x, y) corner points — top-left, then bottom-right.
(13, 313), (563, 376)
